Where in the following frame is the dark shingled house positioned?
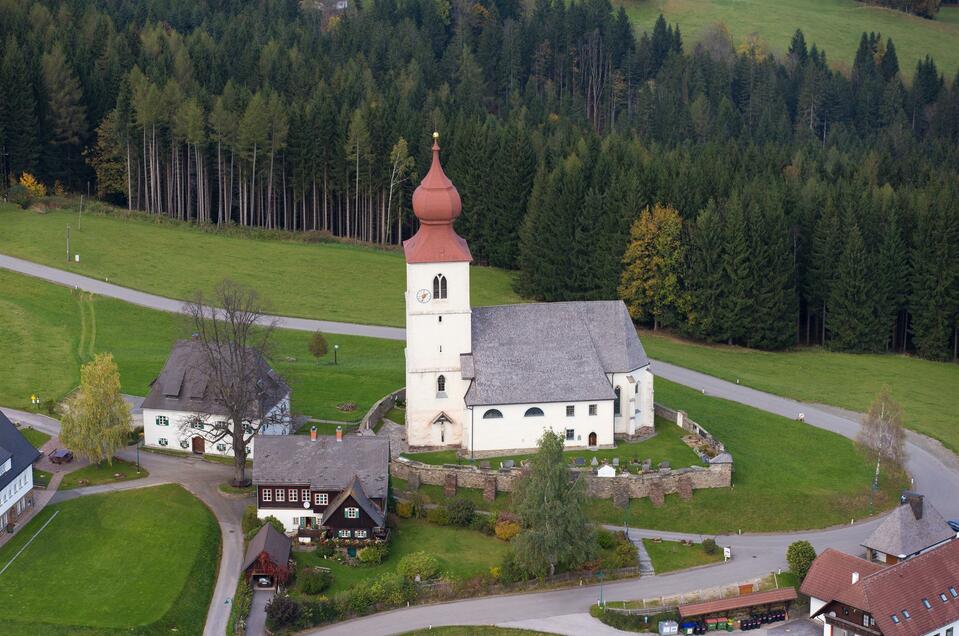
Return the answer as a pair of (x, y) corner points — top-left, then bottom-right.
(0, 410), (42, 532)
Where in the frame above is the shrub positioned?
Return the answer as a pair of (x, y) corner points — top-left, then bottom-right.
(263, 515), (286, 534)
(357, 544), (388, 565)
(494, 518), (520, 541)
(469, 514), (494, 535)
(368, 572), (415, 606)
(498, 550), (529, 584)
(265, 594), (302, 631)
(596, 528), (617, 550)
(8, 184), (31, 209)
(397, 551), (440, 580)
(446, 498), (476, 527)
(703, 538), (718, 555)
(612, 541), (639, 568)
(241, 506), (261, 534)
(426, 506), (449, 526)
(395, 501), (414, 518)
(316, 542), (335, 558)
(299, 568), (332, 595)
(19, 172), (46, 198)
(787, 540), (817, 581)
(299, 598), (339, 627)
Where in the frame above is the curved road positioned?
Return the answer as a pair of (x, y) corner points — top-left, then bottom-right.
(4, 253), (959, 634)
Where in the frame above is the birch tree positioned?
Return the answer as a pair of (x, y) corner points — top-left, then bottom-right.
(858, 386), (906, 489)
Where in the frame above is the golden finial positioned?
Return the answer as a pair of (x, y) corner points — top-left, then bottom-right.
(432, 131), (440, 140)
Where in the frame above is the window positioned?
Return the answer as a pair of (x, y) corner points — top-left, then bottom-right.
(566, 405), (575, 417)
(891, 615), (900, 625)
(156, 416), (169, 426)
(922, 599), (932, 609)
(276, 489), (285, 503)
(438, 315), (442, 323)
(314, 493), (328, 506)
(338, 529), (351, 538)
(190, 421), (203, 429)
(355, 529), (368, 539)
(433, 274), (447, 299)
(483, 409), (503, 419)
(635, 383), (639, 394)
(941, 593), (949, 602)
(301, 489), (310, 502)
(437, 375), (446, 393)
(345, 507), (360, 519)
(216, 443), (227, 452)
(262, 488), (272, 502)
(243, 423), (253, 434)
(589, 404), (597, 416)
(158, 438), (169, 446)
(215, 420), (228, 431)
(524, 407), (544, 417)
(614, 387), (621, 415)
(946, 628), (953, 636)
(951, 587), (958, 598)
(179, 440), (189, 449)
(289, 489), (298, 502)
(565, 429), (575, 441)
(902, 610), (911, 620)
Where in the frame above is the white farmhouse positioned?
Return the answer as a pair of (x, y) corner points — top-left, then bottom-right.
(142, 339), (292, 457)
(404, 134), (654, 456)
(0, 410), (41, 532)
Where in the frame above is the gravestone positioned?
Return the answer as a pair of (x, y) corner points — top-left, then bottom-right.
(444, 472), (457, 498)
(591, 457), (599, 467)
(574, 457), (586, 467)
(483, 475), (497, 502)
(642, 459), (652, 472)
(479, 460), (491, 470)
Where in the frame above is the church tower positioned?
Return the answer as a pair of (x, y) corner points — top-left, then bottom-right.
(403, 133), (472, 449)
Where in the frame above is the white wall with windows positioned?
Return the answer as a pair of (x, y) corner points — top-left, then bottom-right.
(142, 394), (291, 458)
(611, 366), (655, 436)
(465, 399), (615, 454)
(256, 505), (322, 533)
(0, 464), (33, 527)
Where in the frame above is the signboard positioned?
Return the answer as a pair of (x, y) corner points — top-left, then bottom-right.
(723, 546), (732, 561)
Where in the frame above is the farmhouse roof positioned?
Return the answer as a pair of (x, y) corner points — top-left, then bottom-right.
(678, 588), (797, 618)
(861, 496), (954, 558)
(800, 548), (883, 602)
(0, 410), (42, 493)
(252, 434), (389, 499)
(323, 474), (386, 527)
(141, 339), (289, 417)
(242, 523), (291, 572)
(464, 301), (649, 406)
(403, 137), (472, 264)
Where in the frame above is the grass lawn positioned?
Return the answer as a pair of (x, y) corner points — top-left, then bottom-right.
(292, 518), (509, 595)
(0, 268), (404, 421)
(58, 457), (149, 490)
(403, 416), (700, 471)
(0, 205), (520, 327)
(32, 468), (52, 488)
(0, 484), (219, 635)
(623, 0), (959, 79)
(17, 426), (50, 450)
(218, 481), (254, 496)
(642, 539), (724, 574)
(642, 330), (959, 455)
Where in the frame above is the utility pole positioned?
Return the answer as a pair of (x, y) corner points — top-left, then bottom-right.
(66, 225), (71, 262)
(78, 195), (83, 230)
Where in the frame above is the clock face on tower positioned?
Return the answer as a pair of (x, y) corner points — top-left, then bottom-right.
(416, 289), (432, 304)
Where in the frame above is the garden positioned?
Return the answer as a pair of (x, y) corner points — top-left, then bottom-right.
(58, 456), (149, 490)
(0, 484), (219, 635)
(642, 538), (725, 574)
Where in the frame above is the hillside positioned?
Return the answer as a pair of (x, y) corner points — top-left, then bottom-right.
(0, 205), (520, 327)
(625, 0), (959, 78)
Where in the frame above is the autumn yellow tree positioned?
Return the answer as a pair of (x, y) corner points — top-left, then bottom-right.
(18, 172), (46, 198)
(60, 353), (131, 465)
(619, 203), (684, 330)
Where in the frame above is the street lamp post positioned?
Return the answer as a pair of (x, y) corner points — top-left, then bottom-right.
(333, 344), (339, 365)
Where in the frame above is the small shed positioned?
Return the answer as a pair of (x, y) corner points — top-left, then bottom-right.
(243, 524), (292, 590)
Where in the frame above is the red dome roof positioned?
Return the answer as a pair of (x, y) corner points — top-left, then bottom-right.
(403, 134), (472, 264)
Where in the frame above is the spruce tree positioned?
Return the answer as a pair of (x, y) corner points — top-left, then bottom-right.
(911, 198), (959, 360)
(683, 200), (726, 342)
(829, 224), (877, 351)
(746, 201), (797, 350)
(0, 36), (40, 178)
(720, 194), (751, 345)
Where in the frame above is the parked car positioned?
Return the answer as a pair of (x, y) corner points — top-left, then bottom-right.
(948, 520), (959, 533)
(49, 449), (74, 464)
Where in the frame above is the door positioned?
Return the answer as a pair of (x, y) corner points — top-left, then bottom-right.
(191, 436), (205, 454)
(588, 432), (597, 446)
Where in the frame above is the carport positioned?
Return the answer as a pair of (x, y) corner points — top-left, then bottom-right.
(242, 524), (292, 590)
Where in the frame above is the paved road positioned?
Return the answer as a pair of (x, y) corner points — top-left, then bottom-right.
(1, 406), (248, 636)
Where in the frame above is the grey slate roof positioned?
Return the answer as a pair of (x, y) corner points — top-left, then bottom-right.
(0, 410), (42, 492)
(324, 474), (386, 527)
(252, 435), (389, 499)
(141, 339), (290, 417)
(861, 499), (955, 558)
(242, 523), (291, 572)
(464, 301), (649, 406)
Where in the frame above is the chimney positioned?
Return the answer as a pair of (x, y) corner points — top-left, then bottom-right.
(906, 493), (924, 520)
(852, 572), (860, 585)
(310, 425), (317, 441)
(335, 426), (343, 442)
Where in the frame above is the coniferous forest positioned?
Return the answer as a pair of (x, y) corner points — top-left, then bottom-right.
(0, 0), (957, 360)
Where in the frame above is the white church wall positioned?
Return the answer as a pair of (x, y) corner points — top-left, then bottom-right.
(610, 365), (655, 435)
(466, 400), (615, 453)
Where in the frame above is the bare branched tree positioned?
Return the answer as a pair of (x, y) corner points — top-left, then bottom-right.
(181, 279), (290, 486)
(858, 386), (906, 490)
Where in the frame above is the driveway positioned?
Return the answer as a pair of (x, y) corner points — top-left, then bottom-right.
(247, 589), (274, 636)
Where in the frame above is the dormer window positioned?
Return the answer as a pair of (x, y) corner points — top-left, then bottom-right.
(891, 615), (900, 625)
(433, 274), (447, 299)
(902, 610), (911, 620)
(922, 599), (931, 609)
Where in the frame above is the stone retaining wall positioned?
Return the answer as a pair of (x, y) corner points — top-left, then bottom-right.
(655, 404), (725, 452)
(360, 388), (405, 433)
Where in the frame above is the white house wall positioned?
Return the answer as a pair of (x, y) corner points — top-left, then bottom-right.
(143, 408), (266, 457)
(467, 400), (615, 453)
(923, 619), (959, 636)
(0, 466), (33, 519)
(257, 506), (319, 533)
(405, 261), (472, 448)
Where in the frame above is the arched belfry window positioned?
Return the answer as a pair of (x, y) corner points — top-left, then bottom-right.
(437, 374), (446, 393)
(433, 274), (447, 300)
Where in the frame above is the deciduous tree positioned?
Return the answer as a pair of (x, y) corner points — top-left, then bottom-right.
(620, 203), (684, 329)
(60, 353), (131, 465)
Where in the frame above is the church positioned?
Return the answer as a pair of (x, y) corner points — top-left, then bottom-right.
(403, 134), (655, 456)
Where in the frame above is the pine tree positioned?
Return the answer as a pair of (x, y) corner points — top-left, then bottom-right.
(683, 200), (726, 341)
(41, 44), (88, 184)
(0, 36), (40, 178)
(745, 200), (797, 350)
(911, 197), (959, 360)
(720, 194), (751, 344)
(880, 38), (900, 81)
(828, 223), (878, 351)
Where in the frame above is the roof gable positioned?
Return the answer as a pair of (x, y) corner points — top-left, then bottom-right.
(242, 523), (291, 572)
(862, 500), (954, 558)
(324, 475), (386, 527)
(0, 410), (42, 492)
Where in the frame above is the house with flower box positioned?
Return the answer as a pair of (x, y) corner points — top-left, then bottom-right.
(252, 428), (390, 552)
